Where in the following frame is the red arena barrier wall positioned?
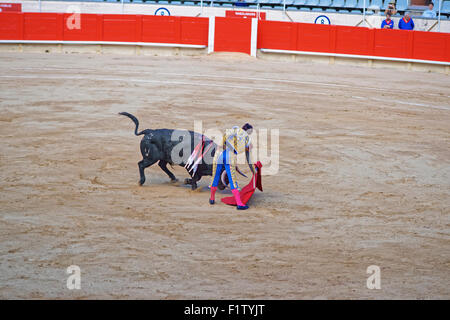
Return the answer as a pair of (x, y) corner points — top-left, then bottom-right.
(257, 20), (297, 51)
(63, 13), (99, 41)
(0, 11), (22, 39)
(258, 20), (450, 62)
(373, 28), (411, 59)
(0, 12), (449, 63)
(180, 17), (209, 45)
(0, 3), (21, 12)
(0, 12), (209, 45)
(412, 30), (450, 62)
(214, 17), (252, 55)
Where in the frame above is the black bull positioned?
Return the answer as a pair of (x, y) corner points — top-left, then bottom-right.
(119, 112), (226, 190)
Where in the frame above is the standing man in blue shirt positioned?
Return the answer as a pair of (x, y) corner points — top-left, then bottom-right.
(398, 12), (415, 30)
(381, 13), (394, 29)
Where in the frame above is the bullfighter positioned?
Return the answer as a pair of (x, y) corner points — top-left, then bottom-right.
(209, 124), (255, 210)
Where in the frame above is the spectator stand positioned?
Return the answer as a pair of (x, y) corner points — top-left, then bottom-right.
(31, 0), (450, 21)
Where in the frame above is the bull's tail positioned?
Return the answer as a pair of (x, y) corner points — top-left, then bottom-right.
(119, 112), (147, 136)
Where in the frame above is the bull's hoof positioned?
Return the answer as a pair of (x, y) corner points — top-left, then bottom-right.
(191, 184), (198, 190)
(170, 178), (179, 183)
(139, 179), (145, 186)
(184, 178), (192, 185)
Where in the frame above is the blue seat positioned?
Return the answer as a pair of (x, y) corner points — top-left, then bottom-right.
(442, 1), (450, 13)
(381, 0), (390, 9)
(370, 0), (382, 8)
(305, 0), (319, 5)
(312, 7), (323, 10)
(325, 7), (337, 11)
(318, 0), (332, 6)
(356, 0), (369, 8)
(432, 0), (441, 11)
(396, 0), (407, 10)
(293, 0), (307, 4)
(300, 6), (310, 10)
(344, 0), (357, 7)
(331, 0), (344, 7)
(234, 1), (250, 6)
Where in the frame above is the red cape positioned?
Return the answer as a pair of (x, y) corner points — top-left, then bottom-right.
(221, 161), (262, 206)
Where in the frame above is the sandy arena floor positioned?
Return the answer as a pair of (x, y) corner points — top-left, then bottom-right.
(0, 52), (449, 299)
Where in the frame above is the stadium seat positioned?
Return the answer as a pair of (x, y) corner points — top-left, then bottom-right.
(234, 1), (250, 6)
(306, 0), (320, 6)
(312, 7), (323, 10)
(331, 0), (345, 7)
(381, 0), (390, 9)
(432, 0), (441, 10)
(442, 1), (450, 13)
(325, 7), (337, 11)
(344, 0), (357, 7)
(356, 0), (369, 8)
(370, 0), (383, 8)
(293, 0), (307, 4)
(396, 0), (408, 10)
(318, 0), (332, 6)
